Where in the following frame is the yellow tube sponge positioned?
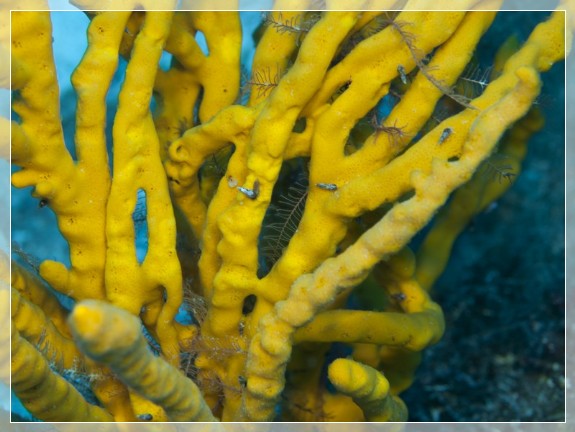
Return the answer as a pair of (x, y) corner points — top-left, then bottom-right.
(256, 11), (495, 314)
(415, 107), (545, 290)
(11, 323), (113, 422)
(11, 288), (82, 371)
(328, 358), (407, 421)
(68, 300), (217, 422)
(327, 10), (564, 221)
(104, 9), (183, 365)
(11, 11), (128, 302)
(11, 261), (70, 337)
(156, 9), (241, 158)
(243, 65), (541, 421)
(8, 6), (569, 424)
(294, 307), (442, 349)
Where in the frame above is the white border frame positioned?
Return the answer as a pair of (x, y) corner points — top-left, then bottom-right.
(0, 1), (571, 431)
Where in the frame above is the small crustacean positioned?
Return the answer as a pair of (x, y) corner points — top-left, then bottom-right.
(438, 127), (453, 145)
(238, 375), (247, 388)
(238, 320), (245, 335)
(315, 182), (338, 191)
(137, 413), (153, 421)
(238, 180), (260, 200)
(391, 292), (406, 302)
(397, 64), (408, 85)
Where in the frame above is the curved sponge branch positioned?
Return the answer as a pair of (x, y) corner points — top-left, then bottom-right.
(328, 358), (407, 421)
(11, 322), (113, 422)
(68, 300), (217, 422)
